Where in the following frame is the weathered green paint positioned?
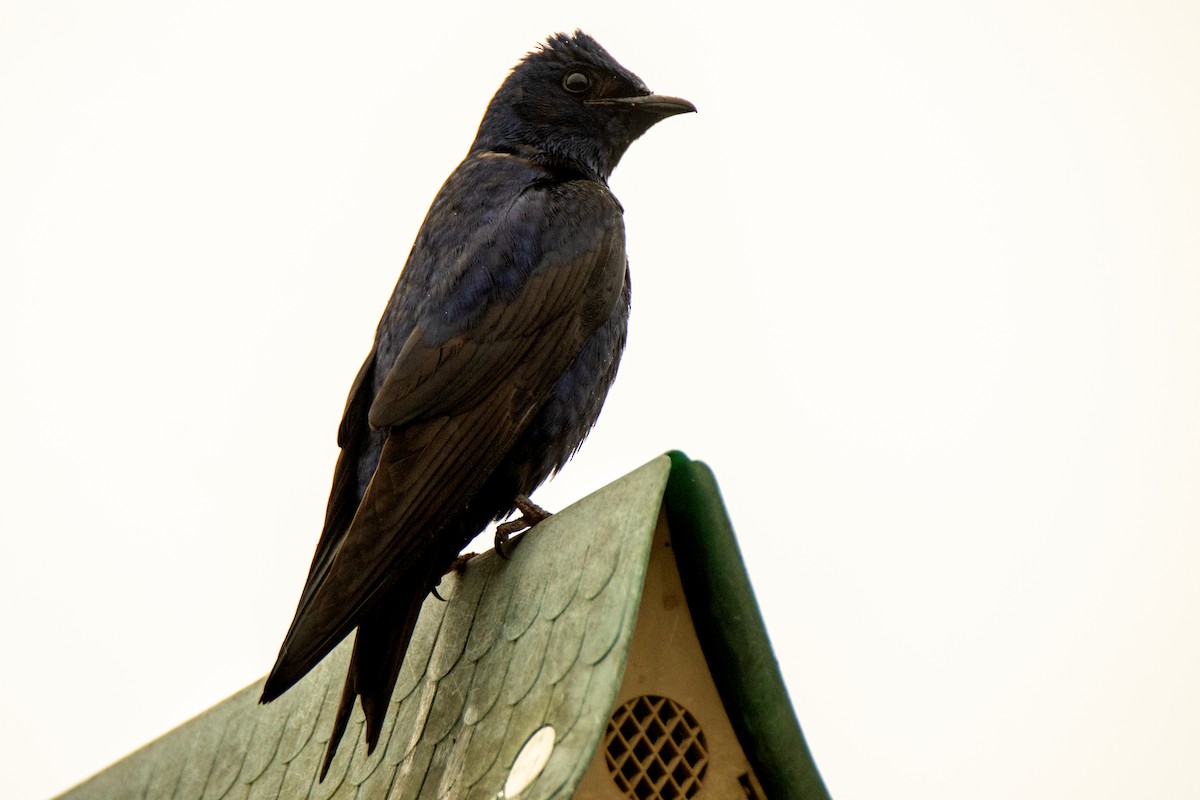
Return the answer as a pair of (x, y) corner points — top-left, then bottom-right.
(665, 451), (831, 800)
(59, 457), (669, 800)
(59, 453), (832, 799)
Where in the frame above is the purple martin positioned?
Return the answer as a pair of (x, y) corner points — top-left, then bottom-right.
(259, 30), (694, 776)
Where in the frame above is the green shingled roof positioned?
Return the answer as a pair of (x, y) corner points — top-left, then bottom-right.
(59, 453), (829, 800)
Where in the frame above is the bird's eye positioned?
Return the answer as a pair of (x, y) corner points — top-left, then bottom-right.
(562, 71), (591, 93)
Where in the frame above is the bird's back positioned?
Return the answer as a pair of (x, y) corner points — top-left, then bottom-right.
(261, 152), (632, 770)
(260, 30), (692, 780)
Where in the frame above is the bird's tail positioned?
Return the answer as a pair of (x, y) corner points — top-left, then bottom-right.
(319, 574), (431, 780)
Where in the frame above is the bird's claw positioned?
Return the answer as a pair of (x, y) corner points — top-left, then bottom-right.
(446, 552), (478, 574)
(494, 495), (552, 559)
(431, 552), (479, 601)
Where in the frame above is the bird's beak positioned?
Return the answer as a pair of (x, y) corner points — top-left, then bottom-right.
(586, 93), (697, 118)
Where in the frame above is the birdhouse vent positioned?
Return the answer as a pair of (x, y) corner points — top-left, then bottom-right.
(603, 694), (709, 800)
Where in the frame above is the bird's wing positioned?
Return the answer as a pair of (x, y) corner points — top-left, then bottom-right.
(264, 177), (627, 694)
(293, 351), (376, 598)
(368, 184), (627, 429)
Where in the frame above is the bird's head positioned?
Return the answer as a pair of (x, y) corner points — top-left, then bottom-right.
(471, 31), (695, 181)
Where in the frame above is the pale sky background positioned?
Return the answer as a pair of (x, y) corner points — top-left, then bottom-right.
(3, 2), (1199, 798)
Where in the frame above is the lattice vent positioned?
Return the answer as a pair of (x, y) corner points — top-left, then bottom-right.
(604, 695), (709, 799)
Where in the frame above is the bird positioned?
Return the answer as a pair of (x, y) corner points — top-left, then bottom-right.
(259, 30), (694, 778)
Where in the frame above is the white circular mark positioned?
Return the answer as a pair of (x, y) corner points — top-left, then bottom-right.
(503, 724), (556, 798)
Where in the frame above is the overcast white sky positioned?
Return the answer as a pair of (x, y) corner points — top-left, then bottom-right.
(4, 2), (1200, 798)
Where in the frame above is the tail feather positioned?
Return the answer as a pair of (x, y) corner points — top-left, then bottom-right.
(318, 575), (432, 780)
(320, 672), (358, 781)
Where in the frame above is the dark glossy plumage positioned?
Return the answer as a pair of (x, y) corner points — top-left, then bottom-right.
(259, 30), (693, 777)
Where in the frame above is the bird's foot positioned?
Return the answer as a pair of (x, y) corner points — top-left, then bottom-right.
(447, 551), (478, 573)
(494, 495), (552, 559)
(432, 552), (479, 601)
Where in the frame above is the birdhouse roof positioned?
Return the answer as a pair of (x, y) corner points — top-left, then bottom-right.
(58, 452), (828, 800)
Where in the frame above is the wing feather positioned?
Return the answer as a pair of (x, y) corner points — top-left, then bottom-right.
(263, 175), (627, 698)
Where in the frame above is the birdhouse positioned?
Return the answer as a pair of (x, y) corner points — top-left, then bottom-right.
(58, 453), (830, 800)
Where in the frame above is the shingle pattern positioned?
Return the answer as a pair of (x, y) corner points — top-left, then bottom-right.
(59, 457), (671, 800)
